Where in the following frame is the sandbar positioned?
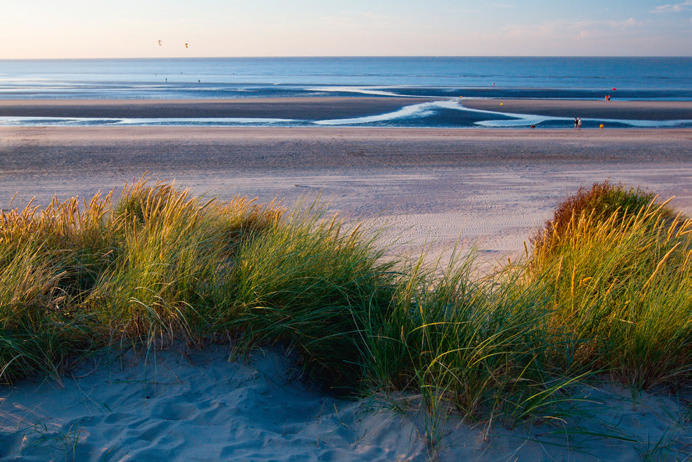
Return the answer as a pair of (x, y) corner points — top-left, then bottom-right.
(0, 97), (431, 120)
(460, 98), (692, 120)
(1, 97), (690, 123)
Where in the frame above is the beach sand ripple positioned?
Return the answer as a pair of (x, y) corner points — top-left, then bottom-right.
(1, 345), (689, 461)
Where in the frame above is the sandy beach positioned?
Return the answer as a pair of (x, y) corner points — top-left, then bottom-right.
(2, 343), (690, 461)
(1, 122), (691, 259)
(1, 98), (691, 460)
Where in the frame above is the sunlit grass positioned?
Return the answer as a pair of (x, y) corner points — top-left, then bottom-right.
(528, 185), (691, 389)
(0, 178), (688, 428)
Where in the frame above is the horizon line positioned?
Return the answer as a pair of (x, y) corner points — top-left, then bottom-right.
(2, 55), (692, 61)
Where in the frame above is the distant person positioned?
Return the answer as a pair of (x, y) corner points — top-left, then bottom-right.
(577, 118), (582, 130)
(574, 117), (578, 129)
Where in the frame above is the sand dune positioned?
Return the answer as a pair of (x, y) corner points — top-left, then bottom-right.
(1, 344), (689, 461)
(0, 125), (691, 460)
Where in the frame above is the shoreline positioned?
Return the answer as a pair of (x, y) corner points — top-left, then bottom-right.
(460, 98), (692, 121)
(5, 125), (692, 141)
(0, 97), (690, 122)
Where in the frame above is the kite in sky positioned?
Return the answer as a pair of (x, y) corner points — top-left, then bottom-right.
(157, 40), (189, 48)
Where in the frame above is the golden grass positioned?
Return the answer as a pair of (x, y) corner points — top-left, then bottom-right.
(0, 178), (688, 427)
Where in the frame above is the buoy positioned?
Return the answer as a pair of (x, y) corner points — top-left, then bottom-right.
(612, 88), (616, 91)
(600, 124), (604, 129)
(459, 96), (462, 99)
(500, 102), (503, 106)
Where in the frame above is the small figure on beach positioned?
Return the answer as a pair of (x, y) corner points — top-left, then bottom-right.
(574, 117), (578, 129)
(577, 118), (582, 130)
(605, 95), (611, 101)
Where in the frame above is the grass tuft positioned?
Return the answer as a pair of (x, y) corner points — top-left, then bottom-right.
(528, 182), (690, 389)
(531, 180), (673, 257)
(0, 178), (689, 429)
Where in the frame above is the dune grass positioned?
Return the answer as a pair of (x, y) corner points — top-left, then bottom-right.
(528, 183), (690, 389)
(0, 179), (689, 427)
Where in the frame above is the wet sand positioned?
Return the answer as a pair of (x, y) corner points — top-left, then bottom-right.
(1, 97), (690, 121)
(0, 97), (428, 120)
(460, 98), (692, 121)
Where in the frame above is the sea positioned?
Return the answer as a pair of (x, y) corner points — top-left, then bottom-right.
(1, 57), (691, 129)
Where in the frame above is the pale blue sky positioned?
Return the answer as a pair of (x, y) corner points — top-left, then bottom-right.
(1, 0), (690, 59)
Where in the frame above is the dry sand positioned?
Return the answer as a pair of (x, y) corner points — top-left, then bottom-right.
(1, 344), (690, 461)
(2, 125), (691, 261)
(1, 115), (691, 460)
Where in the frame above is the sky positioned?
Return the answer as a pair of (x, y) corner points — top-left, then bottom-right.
(1, 0), (690, 59)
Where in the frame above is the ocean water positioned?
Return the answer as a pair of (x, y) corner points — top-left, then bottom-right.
(1, 57), (691, 128)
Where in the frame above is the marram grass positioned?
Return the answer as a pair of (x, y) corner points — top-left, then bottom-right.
(0, 179), (689, 427)
(529, 190), (691, 389)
